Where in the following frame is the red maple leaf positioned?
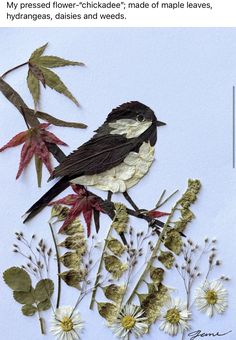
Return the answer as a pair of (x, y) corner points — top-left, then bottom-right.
(147, 210), (170, 218)
(49, 185), (104, 236)
(0, 123), (67, 179)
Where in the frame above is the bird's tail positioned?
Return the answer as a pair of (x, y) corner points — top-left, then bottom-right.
(23, 177), (69, 223)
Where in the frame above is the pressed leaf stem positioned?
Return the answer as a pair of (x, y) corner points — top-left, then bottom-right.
(38, 314), (45, 334)
(89, 223), (113, 310)
(1, 61), (28, 78)
(49, 222), (61, 308)
(126, 199), (180, 304)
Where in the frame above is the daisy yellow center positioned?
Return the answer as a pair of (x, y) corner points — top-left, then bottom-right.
(165, 308), (180, 324)
(121, 315), (136, 329)
(205, 290), (218, 305)
(60, 316), (74, 332)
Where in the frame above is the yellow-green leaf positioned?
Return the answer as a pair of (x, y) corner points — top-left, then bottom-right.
(103, 284), (125, 303)
(60, 269), (87, 289)
(13, 288), (35, 305)
(21, 304), (37, 316)
(36, 56), (84, 68)
(104, 255), (127, 279)
(3, 267), (31, 292)
(164, 229), (183, 255)
(59, 235), (87, 253)
(35, 155), (43, 188)
(51, 205), (69, 220)
(141, 283), (170, 324)
(34, 279), (54, 302)
(60, 251), (81, 269)
(150, 267), (164, 284)
(97, 302), (118, 324)
(30, 43), (48, 60)
(37, 299), (51, 311)
(111, 203), (129, 233)
(27, 70), (40, 107)
(158, 251), (175, 269)
(40, 66), (79, 106)
(107, 238), (126, 257)
(63, 218), (84, 235)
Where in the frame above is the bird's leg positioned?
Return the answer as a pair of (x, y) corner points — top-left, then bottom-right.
(107, 191), (112, 201)
(123, 192), (160, 231)
(123, 191), (139, 211)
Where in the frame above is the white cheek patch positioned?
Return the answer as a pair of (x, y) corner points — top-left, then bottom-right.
(108, 119), (152, 138)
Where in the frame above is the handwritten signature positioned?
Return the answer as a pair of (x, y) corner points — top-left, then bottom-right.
(188, 330), (232, 340)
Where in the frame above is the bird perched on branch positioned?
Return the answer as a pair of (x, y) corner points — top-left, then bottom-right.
(24, 101), (166, 223)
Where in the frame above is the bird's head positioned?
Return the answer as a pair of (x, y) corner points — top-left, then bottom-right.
(102, 101), (166, 139)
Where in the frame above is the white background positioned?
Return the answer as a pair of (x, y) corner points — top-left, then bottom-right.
(0, 28), (236, 340)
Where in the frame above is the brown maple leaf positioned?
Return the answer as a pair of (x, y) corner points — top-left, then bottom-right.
(49, 184), (104, 236)
(0, 123), (67, 179)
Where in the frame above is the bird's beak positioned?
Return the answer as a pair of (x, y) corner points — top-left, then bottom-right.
(156, 119), (166, 126)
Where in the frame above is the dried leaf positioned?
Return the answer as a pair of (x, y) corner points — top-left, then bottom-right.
(37, 299), (51, 311)
(35, 56), (84, 68)
(97, 302), (118, 324)
(147, 210), (170, 218)
(40, 66), (79, 106)
(60, 251), (81, 269)
(141, 283), (170, 324)
(107, 238), (126, 257)
(181, 208), (195, 222)
(137, 293), (149, 304)
(104, 255), (127, 279)
(13, 288), (35, 305)
(150, 267), (164, 284)
(93, 209), (100, 233)
(111, 203), (129, 233)
(35, 110), (87, 129)
(3, 267), (31, 292)
(174, 219), (188, 233)
(51, 205), (69, 220)
(30, 43), (48, 60)
(35, 155), (43, 187)
(63, 218), (84, 236)
(158, 251), (175, 269)
(21, 304), (37, 316)
(60, 269), (86, 289)
(59, 235), (87, 253)
(27, 70), (40, 107)
(103, 284), (125, 304)
(29, 63), (45, 87)
(164, 229), (183, 255)
(34, 279), (54, 302)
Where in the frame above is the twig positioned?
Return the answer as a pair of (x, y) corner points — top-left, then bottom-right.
(156, 189), (179, 209)
(89, 223), (113, 309)
(126, 198), (180, 304)
(1, 62), (28, 79)
(49, 222), (61, 308)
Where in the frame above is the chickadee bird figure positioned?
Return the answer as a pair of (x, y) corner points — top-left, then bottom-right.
(24, 101), (166, 223)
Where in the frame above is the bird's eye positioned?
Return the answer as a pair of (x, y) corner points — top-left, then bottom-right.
(136, 114), (145, 122)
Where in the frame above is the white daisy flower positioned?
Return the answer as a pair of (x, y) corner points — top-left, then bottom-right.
(50, 306), (84, 340)
(110, 304), (148, 340)
(159, 298), (191, 336)
(194, 280), (228, 317)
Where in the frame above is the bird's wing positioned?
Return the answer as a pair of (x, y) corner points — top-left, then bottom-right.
(51, 134), (137, 179)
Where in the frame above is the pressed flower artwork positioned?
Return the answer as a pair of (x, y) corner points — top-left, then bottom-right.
(0, 39), (231, 340)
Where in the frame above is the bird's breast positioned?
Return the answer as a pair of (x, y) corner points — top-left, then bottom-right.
(70, 142), (155, 193)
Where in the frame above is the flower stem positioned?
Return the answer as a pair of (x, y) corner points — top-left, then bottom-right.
(126, 199), (180, 304)
(49, 222), (61, 308)
(1, 61), (28, 78)
(39, 316), (45, 335)
(89, 223), (113, 310)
